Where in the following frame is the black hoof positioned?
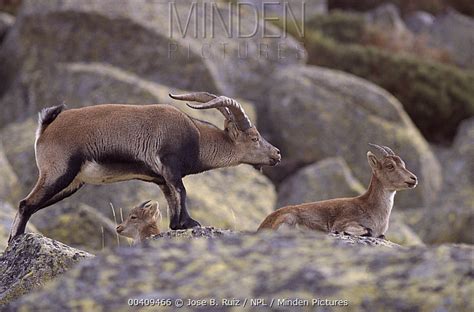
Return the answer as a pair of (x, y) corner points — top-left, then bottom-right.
(169, 220), (180, 231)
(179, 218), (201, 229)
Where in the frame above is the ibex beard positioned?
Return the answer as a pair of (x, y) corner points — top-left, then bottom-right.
(8, 92), (281, 243)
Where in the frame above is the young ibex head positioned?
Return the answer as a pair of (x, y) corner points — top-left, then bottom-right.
(170, 92), (281, 168)
(367, 143), (418, 191)
(116, 200), (161, 242)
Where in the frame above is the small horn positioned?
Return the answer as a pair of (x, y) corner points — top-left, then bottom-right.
(368, 143), (389, 156)
(139, 200), (151, 208)
(170, 92), (232, 120)
(187, 96), (252, 131)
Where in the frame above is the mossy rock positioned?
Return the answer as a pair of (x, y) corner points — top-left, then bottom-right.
(7, 231), (473, 311)
(0, 233), (93, 306)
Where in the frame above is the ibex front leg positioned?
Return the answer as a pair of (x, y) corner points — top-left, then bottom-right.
(160, 157), (201, 230)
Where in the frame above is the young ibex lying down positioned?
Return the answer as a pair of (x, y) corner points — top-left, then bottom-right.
(116, 200), (161, 243)
(9, 92), (281, 242)
(258, 144), (417, 238)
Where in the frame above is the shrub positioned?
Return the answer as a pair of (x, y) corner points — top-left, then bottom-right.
(327, 0), (474, 17)
(305, 11), (452, 64)
(281, 20), (474, 143)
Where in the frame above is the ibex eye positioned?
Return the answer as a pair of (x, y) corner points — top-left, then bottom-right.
(252, 137), (259, 142)
(130, 215), (137, 220)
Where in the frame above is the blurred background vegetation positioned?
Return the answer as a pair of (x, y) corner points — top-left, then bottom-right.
(278, 10), (474, 143)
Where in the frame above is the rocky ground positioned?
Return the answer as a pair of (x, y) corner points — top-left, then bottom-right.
(1, 229), (472, 311)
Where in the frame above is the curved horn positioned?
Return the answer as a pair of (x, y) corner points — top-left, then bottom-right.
(382, 145), (396, 155)
(187, 96), (252, 130)
(169, 92), (232, 120)
(368, 143), (389, 156)
(139, 200), (152, 208)
(169, 92), (217, 103)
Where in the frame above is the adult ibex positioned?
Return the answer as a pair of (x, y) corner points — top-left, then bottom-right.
(258, 144), (417, 238)
(9, 92), (281, 242)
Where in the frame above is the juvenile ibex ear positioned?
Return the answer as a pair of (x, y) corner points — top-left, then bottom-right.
(367, 151), (380, 170)
(147, 201), (160, 218)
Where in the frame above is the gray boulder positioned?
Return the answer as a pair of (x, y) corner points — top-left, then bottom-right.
(263, 64), (442, 208)
(0, 0), (304, 121)
(406, 118), (474, 244)
(7, 231), (473, 311)
(0, 61), (256, 130)
(365, 3), (412, 40)
(429, 10), (474, 69)
(405, 11), (435, 34)
(386, 212), (424, 246)
(0, 233), (93, 306)
(277, 157), (365, 207)
(0, 141), (21, 204)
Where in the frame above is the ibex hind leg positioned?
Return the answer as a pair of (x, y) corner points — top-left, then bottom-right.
(274, 214), (297, 231)
(8, 166), (81, 243)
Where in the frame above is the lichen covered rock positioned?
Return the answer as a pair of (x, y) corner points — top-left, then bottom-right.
(277, 157), (365, 208)
(385, 212), (424, 246)
(0, 233), (93, 306)
(7, 231), (472, 311)
(409, 118), (474, 244)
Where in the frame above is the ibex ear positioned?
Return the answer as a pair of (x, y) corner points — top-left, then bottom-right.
(367, 151), (380, 170)
(225, 120), (240, 141)
(146, 201), (160, 218)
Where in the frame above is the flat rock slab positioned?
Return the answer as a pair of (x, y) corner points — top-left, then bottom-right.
(0, 233), (94, 306)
